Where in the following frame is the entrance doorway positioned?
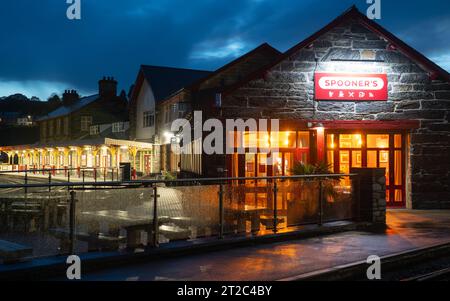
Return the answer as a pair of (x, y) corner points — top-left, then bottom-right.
(144, 155), (152, 175)
(326, 132), (406, 207)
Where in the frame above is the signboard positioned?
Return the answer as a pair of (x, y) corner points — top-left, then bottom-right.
(315, 73), (388, 101)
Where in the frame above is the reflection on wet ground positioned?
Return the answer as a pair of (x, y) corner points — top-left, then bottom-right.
(78, 209), (450, 281)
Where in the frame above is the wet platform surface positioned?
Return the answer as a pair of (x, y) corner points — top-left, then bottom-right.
(78, 209), (450, 281)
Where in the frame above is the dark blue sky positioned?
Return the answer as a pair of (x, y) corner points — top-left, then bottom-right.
(0, 0), (449, 99)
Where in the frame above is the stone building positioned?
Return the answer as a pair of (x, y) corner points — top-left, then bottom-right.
(183, 6), (450, 209)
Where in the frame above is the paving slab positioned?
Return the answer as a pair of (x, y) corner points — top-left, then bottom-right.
(75, 209), (450, 281)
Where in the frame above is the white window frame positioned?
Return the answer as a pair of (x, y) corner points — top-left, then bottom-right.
(143, 111), (155, 128)
(81, 116), (93, 132)
(112, 122), (125, 133)
(90, 125), (100, 136)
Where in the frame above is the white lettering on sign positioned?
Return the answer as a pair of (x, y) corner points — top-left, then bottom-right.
(318, 76), (385, 91)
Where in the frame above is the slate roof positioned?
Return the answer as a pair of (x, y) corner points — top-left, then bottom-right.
(140, 65), (211, 102)
(37, 94), (99, 121)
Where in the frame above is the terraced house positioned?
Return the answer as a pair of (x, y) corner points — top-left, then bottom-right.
(0, 77), (155, 176)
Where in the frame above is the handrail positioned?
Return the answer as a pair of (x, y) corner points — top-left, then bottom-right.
(0, 167), (121, 174)
(0, 173), (356, 189)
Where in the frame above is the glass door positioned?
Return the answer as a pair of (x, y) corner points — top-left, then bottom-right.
(326, 132), (405, 207)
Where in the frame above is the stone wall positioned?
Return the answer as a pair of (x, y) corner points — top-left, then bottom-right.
(222, 17), (450, 209)
(352, 168), (387, 226)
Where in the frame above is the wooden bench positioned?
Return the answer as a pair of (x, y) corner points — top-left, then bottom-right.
(0, 240), (33, 264)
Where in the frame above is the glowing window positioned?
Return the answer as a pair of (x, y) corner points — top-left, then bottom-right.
(339, 134), (363, 148)
(367, 135), (389, 149)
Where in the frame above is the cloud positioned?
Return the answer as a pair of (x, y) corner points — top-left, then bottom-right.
(0, 0), (448, 97)
(430, 53), (450, 72)
(190, 39), (249, 60)
(0, 79), (93, 100)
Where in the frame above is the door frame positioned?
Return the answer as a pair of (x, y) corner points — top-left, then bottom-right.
(325, 129), (407, 208)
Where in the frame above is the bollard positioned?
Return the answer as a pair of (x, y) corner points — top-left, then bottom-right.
(69, 190), (76, 254)
(219, 184), (224, 239)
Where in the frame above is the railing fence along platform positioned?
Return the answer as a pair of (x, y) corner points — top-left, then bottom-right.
(0, 174), (357, 265)
(0, 166), (124, 190)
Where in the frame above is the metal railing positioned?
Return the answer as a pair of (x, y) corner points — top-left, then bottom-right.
(0, 173), (357, 263)
(0, 166), (123, 191)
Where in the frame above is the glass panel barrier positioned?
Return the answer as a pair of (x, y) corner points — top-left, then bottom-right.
(75, 187), (153, 252)
(0, 184), (71, 263)
(323, 177), (354, 222)
(284, 178), (320, 227)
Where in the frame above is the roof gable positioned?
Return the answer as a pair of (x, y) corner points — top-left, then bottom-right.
(188, 43), (281, 91)
(139, 65), (211, 102)
(223, 6), (450, 96)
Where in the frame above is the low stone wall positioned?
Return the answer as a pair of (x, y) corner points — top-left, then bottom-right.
(351, 168), (387, 225)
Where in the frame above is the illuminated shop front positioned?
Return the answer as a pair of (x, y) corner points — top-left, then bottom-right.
(194, 7), (450, 210)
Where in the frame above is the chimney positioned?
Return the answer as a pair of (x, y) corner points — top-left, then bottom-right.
(62, 90), (80, 106)
(98, 76), (118, 98)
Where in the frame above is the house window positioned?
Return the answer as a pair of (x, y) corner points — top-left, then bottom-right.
(81, 116), (93, 132)
(112, 122), (125, 133)
(143, 111), (155, 128)
(90, 125), (100, 136)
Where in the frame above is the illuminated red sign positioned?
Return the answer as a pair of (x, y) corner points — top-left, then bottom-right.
(315, 73), (388, 101)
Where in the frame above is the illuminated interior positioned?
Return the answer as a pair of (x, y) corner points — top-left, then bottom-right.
(327, 132), (405, 206)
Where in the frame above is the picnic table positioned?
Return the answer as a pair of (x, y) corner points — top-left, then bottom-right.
(224, 205), (269, 234)
(0, 194), (69, 231)
(80, 210), (169, 249)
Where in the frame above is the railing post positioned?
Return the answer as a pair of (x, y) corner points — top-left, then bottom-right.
(273, 180), (278, 233)
(48, 172), (52, 192)
(152, 185), (159, 247)
(67, 171), (71, 192)
(219, 184), (224, 239)
(318, 180), (323, 226)
(354, 175), (361, 222)
(69, 190), (76, 254)
(24, 170), (28, 195)
(82, 170), (85, 188)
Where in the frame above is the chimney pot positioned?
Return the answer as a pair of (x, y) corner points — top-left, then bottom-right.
(99, 76), (117, 98)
